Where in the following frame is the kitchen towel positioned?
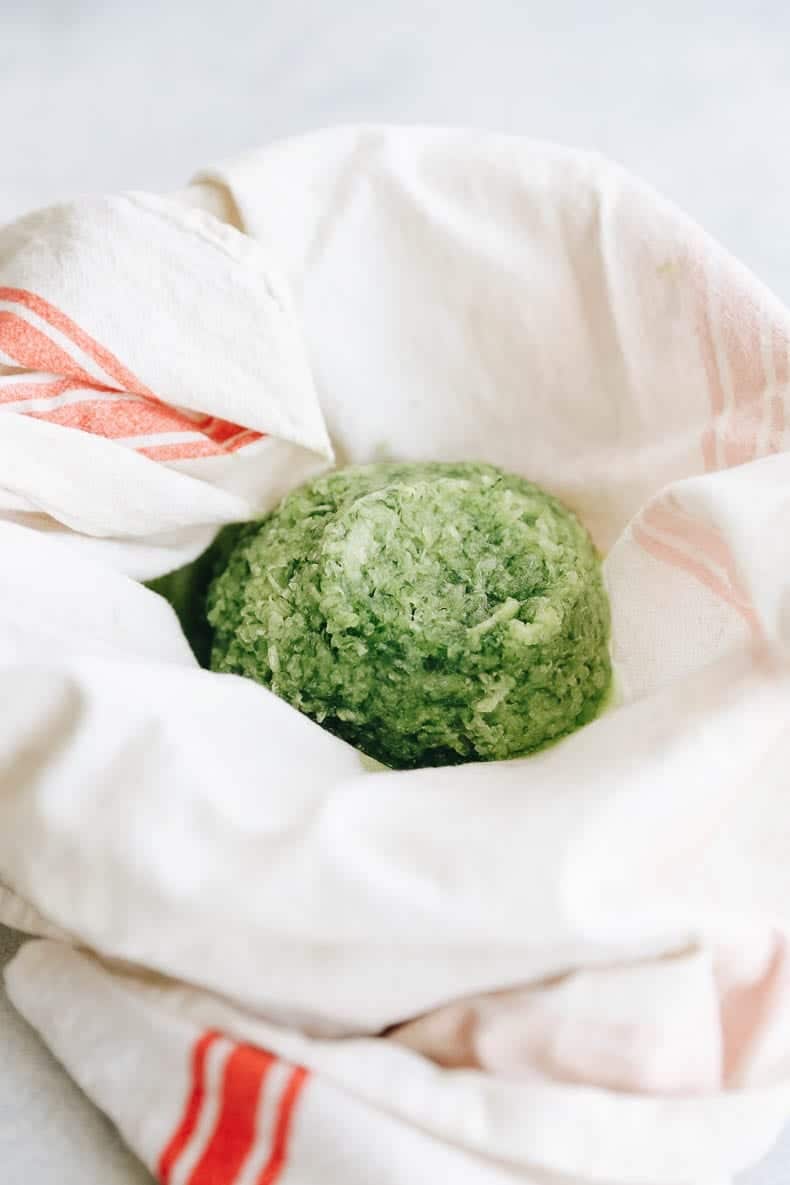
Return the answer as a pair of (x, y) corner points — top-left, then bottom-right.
(3, 126), (790, 1184)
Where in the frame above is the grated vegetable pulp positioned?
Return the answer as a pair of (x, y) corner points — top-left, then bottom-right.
(204, 462), (611, 769)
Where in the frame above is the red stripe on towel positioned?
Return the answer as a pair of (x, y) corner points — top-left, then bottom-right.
(159, 1031), (222, 1184)
(187, 1045), (275, 1185)
(0, 286), (156, 396)
(0, 288), (262, 460)
(0, 311), (98, 385)
(256, 1067), (310, 1185)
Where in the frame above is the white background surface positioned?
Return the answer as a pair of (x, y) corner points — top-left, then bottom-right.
(2, 1), (790, 1181)
(5, 0), (790, 300)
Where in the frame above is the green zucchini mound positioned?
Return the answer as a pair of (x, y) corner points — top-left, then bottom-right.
(206, 462), (611, 769)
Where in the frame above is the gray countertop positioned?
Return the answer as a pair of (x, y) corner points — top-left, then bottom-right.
(4, 0), (790, 301)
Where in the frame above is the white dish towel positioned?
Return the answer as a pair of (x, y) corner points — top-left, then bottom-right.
(2, 126), (790, 1185)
